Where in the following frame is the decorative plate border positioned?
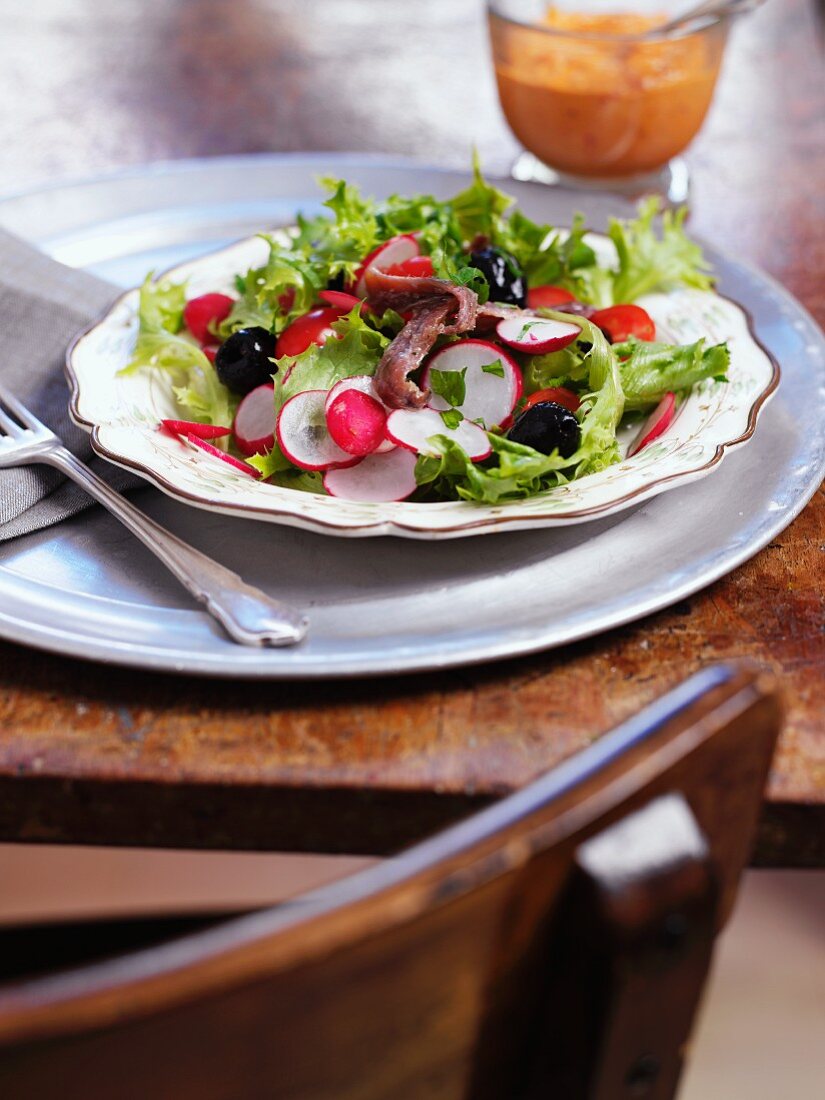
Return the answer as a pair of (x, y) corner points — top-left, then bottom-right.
(65, 233), (780, 540)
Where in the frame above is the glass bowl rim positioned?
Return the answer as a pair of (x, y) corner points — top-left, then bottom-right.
(486, 1), (730, 43)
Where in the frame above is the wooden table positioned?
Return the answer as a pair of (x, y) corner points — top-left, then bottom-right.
(0, 0), (821, 866)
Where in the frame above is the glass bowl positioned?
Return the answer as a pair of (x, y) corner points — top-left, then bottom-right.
(488, 0), (732, 202)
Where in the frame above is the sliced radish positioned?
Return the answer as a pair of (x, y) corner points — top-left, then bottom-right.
(324, 447), (418, 502)
(276, 389), (359, 471)
(326, 389), (387, 456)
(185, 434), (259, 477)
(183, 293), (234, 344)
(496, 315), (579, 355)
(319, 290), (363, 311)
(386, 408), (491, 461)
(351, 234), (420, 296)
(627, 392), (677, 457)
(423, 340), (522, 430)
(324, 375), (380, 414)
(325, 376), (396, 454)
(160, 419), (230, 440)
(233, 382), (276, 456)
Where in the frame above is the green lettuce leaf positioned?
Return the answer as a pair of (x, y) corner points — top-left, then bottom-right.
(576, 199), (715, 306)
(219, 235), (322, 339)
(218, 271), (277, 337)
(448, 152), (514, 243)
(267, 469), (327, 494)
(428, 244), (490, 301)
(415, 313), (624, 503)
(121, 275), (236, 426)
(522, 342), (591, 395)
(246, 444), (292, 479)
(273, 306), (388, 411)
(246, 444), (325, 493)
(290, 178), (382, 284)
(617, 337), (730, 410)
(499, 210), (597, 290)
(135, 272), (186, 333)
(321, 177), (380, 257)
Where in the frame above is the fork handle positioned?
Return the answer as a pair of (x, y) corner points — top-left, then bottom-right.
(43, 447), (308, 647)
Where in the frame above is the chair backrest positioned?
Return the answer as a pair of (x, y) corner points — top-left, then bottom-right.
(0, 664), (781, 1100)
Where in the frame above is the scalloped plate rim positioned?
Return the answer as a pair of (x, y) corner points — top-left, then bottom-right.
(65, 233), (780, 540)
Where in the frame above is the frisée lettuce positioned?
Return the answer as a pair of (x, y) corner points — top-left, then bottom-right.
(121, 159), (731, 505)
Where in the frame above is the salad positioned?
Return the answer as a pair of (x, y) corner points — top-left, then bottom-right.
(123, 161), (730, 505)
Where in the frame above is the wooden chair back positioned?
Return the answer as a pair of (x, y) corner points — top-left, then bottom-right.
(0, 664), (781, 1100)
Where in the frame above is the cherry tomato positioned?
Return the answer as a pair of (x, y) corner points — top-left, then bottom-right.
(183, 293), (234, 344)
(275, 307), (343, 359)
(523, 387), (581, 414)
(590, 304), (656, 343)
(527, 285), (576, 309)
(384, 255), (434, 278)
(202, 345), (219, 364)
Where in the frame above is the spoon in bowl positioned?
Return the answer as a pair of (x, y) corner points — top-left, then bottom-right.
(653, 0), (765, 36)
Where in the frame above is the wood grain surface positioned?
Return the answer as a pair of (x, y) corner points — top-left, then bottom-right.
(0, 669), (782, 1100)
(0, 0), (821, 863)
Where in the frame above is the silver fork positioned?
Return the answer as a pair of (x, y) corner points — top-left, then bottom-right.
(0, 385), (308, 647)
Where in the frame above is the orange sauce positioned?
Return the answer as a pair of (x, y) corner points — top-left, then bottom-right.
(491, 6), (725, 177)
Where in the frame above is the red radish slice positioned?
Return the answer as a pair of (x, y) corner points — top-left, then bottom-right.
(183, 293), (234, 344)
(276, 389), (359, 471)
(324, 376), (395, 453)
(233, 382), (276, 456)
(185, 434), (259, 477)
(627, 392), (677, 457)
(324, 447), (418, 502)
(319, 290), (363, 311)
(351, 234), (420, 296)
(324, 375), (381, 414)
(423, 339), (522, 429)
(160, 419), (230, 440)
(496, 315), (579, 355)
(386, 408), (491, 460)
(326, 389), (387, 456)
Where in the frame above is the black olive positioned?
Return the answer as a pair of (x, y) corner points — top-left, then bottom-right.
(468, 246), (527, 308)
(508, 401), (581, 458)
(326, 270), (346, 291)
(214, 327), (277, 395)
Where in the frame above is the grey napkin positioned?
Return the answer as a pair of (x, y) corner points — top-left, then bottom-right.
(0, 228), (140, 541)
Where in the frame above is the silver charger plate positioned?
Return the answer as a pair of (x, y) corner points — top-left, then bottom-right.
(0, 154), (823, 678)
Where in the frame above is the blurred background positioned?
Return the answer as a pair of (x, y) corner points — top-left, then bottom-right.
(1, 0), (822, 293)
(0, 1), (823, 1096)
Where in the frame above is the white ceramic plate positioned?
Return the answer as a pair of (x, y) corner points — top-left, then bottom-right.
(0, 154), (821, 676)
(67, 231), (778, 540)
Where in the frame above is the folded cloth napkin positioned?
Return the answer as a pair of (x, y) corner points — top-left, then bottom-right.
(0, 227), (141, 542)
